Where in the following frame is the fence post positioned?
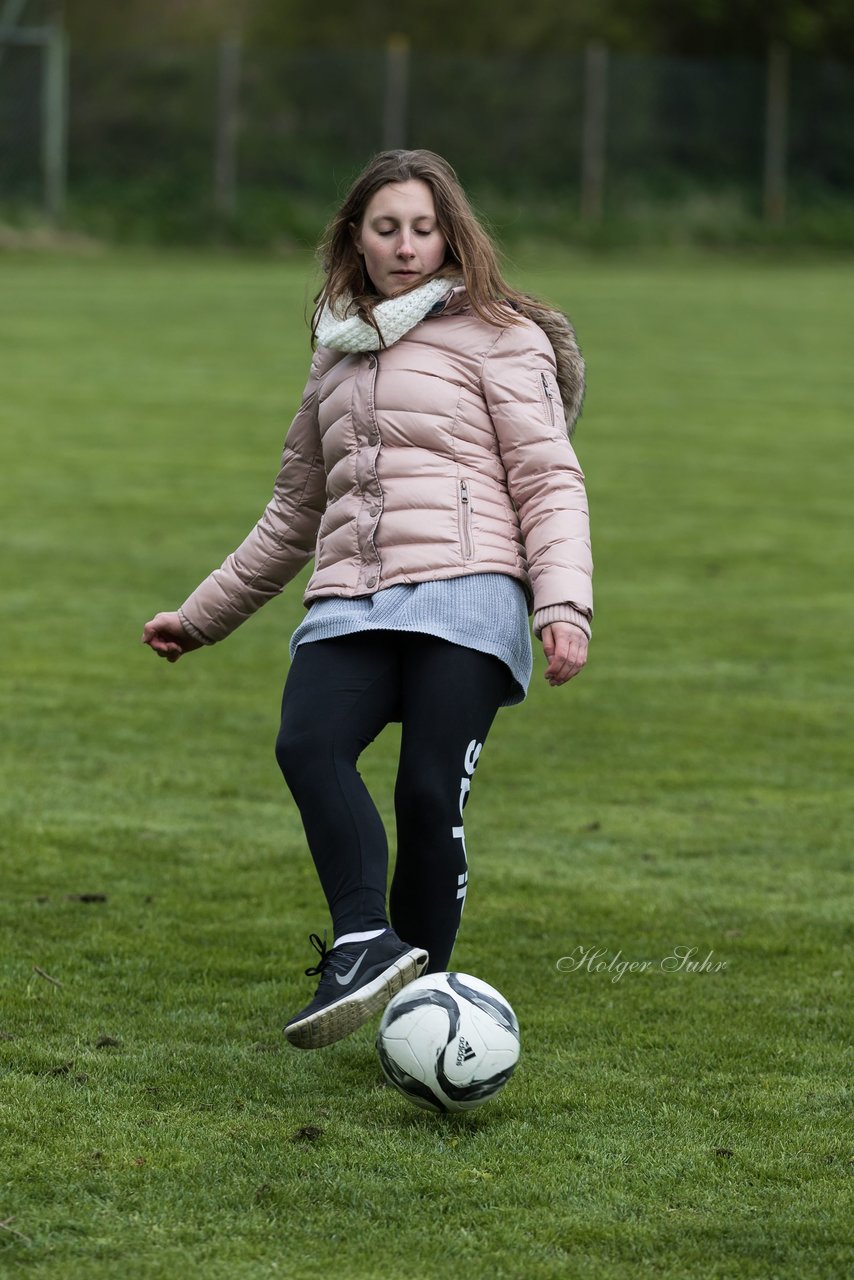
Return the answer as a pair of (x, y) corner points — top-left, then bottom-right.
(763, 42), (789, 225)
(42, 1), (67, 224)
(0, 0), (32, 69)
(214, 31), (241, 220)
(382, 34), (409, 151)
(580, 40), (608, 222)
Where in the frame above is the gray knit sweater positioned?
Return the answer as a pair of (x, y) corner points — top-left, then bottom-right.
(290, 573), (533, 706)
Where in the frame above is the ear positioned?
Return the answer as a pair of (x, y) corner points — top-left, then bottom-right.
(349, 220), (363, 255)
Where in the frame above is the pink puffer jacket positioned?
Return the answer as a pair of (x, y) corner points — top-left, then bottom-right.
(178, 294), (593, 644)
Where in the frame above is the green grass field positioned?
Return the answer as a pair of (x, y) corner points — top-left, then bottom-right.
(1, 249), (852, 1280)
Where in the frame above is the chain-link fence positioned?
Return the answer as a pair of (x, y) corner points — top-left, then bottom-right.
(2, 40), (853, 242)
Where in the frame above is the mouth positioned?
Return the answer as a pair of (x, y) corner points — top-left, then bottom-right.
(391, 270), (419, 278)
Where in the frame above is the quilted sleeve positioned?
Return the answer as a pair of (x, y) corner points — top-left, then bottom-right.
(481, 319), (593, 620)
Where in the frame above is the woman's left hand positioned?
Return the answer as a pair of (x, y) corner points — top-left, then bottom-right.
(541, 622), (588, 687)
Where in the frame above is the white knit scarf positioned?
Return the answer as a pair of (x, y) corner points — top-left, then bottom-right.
(315, 276), (463, 352)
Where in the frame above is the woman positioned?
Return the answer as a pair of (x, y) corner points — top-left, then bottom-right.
(142, 149), (592, 1051)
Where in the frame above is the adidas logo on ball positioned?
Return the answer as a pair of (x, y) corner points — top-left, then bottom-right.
(456, 1036), (477, 1065)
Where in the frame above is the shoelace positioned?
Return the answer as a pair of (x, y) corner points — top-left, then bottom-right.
(304, 931), (330, 977)
(304, 930), (372, 981)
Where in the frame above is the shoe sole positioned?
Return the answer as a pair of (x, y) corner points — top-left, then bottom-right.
(284, 946), (429, 1050)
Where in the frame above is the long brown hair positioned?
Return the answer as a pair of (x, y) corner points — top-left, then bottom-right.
(311, 149), (586, 432)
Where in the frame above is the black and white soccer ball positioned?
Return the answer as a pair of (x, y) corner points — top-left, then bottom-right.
(376, 972), (520, 1113)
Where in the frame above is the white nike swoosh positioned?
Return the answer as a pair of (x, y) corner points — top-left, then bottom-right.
(335, 949), (369, 986)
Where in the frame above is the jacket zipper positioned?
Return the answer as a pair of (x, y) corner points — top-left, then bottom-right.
(541, 372), (556, 427)
(459, 479), (474, 560)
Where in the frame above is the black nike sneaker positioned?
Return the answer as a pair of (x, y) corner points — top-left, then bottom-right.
(284, 928), (429, 1050)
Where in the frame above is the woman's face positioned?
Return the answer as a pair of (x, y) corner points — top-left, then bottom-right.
(353, 179), (447, 298)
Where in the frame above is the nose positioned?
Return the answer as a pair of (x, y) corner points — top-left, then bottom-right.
(397, 233), (416, 260)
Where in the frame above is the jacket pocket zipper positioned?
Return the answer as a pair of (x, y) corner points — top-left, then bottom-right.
(459, 479), (474, 560)
(541, 371), (556, 427)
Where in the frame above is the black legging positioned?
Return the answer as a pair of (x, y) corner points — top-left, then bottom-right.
(275, 631), (512, 973)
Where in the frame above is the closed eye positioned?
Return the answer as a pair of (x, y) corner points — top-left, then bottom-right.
(376, 227), (437, 237)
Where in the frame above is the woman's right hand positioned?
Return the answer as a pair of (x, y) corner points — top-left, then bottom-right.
(141, 611), (205, 663)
